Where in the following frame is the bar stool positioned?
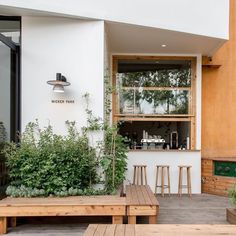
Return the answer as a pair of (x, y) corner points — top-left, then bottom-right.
(178, 165), (192, 197)
(133, 165), (147, 185)
(155, 165), (171, 197)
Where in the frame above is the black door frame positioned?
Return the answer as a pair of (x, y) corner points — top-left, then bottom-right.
(0, 16), (21, 141)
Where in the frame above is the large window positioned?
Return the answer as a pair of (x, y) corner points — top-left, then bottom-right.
(112, 56), (196, 150)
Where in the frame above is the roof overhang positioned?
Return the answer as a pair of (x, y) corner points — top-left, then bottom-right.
(106, 22), (226, 56)
(0, 0), (229, 56)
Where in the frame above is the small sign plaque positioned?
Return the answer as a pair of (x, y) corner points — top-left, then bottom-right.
(51, 99), (75, 104)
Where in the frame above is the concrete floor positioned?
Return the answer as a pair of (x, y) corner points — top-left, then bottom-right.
(6, 194), (234, 236)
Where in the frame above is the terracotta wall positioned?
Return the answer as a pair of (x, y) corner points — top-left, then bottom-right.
(202, 0), (236, 158)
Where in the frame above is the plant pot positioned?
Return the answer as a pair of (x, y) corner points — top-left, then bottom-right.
(226, 208), (236, 224)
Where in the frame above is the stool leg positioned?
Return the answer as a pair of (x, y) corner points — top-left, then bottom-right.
(178, 167), (182, 197)
(141, 167), (145, 185)
(161, 167), (164, 197)
(137, 166), (140, 185)
(155, 167), (159, 195)
(144, 166), (147, 185)
(133, 166), (136, 185)
(187, 167), (192, 197)
(167, 167), (171, 197)
(141, 167), (143, 185)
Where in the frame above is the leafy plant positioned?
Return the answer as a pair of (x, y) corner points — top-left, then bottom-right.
(0, 122), (7, 162)
(4, 73), (128, 197)
(83, 76), (128, 194)
(4, 120), (99, 197)
(229, 184), (236, 205)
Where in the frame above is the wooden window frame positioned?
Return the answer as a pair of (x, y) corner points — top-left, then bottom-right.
(112, 55), (197, 150)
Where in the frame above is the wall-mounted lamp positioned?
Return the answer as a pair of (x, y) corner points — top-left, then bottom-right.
(47, 73), (70, 93)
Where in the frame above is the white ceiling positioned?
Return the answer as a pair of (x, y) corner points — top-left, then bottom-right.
(106, 22), (225, 56)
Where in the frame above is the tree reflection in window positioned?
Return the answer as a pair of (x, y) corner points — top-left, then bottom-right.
(117, 68), (191, 115)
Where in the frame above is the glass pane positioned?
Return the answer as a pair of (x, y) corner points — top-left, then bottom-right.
(0, 21), (20, 43)
(118, 121), (191, 150)
(119, 88), (189, 115)
(118, 68), (191, 88)
(0, 43), (11, 142)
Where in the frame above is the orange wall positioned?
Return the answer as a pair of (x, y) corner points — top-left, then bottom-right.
(202, 0), (236, 158)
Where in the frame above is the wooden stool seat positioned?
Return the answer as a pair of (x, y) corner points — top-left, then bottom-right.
(133, 165), (147, 185)
(155, 165), (170, 197)
(178, 165), (192, 197)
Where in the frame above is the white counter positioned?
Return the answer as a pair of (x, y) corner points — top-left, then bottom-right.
(125, 150), (201, 194)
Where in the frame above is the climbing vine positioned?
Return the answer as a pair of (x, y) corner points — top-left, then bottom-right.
(83, 75), (127, 194)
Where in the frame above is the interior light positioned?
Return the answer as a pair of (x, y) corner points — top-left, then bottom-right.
(161, 44), (167, 47)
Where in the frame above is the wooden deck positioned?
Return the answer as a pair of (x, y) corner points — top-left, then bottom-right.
(0, 196), (126, 234)
(84, 224), (236, 236)
(126, 185), (159, 224)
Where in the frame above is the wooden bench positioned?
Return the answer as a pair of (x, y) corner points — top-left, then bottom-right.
(84, 224), (236, 236)
(125, 185), (159, 224)
(0, 196), (126, 234)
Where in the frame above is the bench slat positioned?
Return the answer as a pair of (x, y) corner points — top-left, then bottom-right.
(139, 185), (153, 205)
(95, 224), (107, 236)
(128, 186), (139, 205)
(84, 224), (98, 236)
(145, 186), (159, 205)
(0, 196), (126, 206)
(84, 224), (236, 236)
(0, 205), (126, 217)
(126, 185), (158, 206)
(125, 224), (135, 236)
(104, 225), (116, 236)
(134, 185), (146, 205)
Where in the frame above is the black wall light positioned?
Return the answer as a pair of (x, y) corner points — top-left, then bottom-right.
(47, 73), (71, 93)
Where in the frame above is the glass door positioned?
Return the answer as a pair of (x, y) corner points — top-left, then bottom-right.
(0, 16), (21, 194)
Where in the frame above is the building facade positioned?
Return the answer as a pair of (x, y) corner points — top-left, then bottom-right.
(0, 0), (234, 195)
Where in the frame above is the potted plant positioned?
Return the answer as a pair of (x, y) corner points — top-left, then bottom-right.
(227, 184), (236, 224)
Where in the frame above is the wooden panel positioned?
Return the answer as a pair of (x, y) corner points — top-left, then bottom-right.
(227, 208), (236, 224)
(84, 224), (236, 236)
(202, 0), (236, 158)
(201, 159), (236, 196)
(0, 217), (7, 234)
(127, 205), (157, 216)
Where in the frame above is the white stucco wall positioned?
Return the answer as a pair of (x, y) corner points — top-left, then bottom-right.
(0, 43), (10, 141)
(0, 0), (229, 39)
(126, 151), (201, 194)
(21, 17), (105, 137)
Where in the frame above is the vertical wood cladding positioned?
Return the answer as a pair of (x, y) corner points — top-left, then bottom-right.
(202, 0), (236, 158)
(201, 0), (236, 195)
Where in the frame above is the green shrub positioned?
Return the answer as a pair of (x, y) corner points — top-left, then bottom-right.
(229, 184), (236, 205)
(4, 121), (99, 197)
